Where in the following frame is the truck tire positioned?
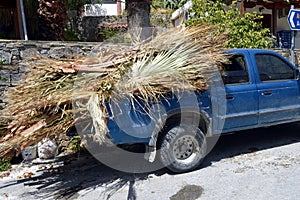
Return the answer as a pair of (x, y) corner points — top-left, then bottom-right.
(158, 124), (207, 173)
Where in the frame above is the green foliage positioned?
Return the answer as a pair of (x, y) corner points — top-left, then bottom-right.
(0, 32), (5, 39)
(99, 28), (122, 39)
(0, 60), (5, 65)
(70, 136), (82, 152)
(186, 0), (275, 48)
(64, 30), (80, 41)
(65, 0), (89, 10)
(152, 0), (165, 9)
(99, 27), (124, 42)
(164, 0), (188, 9)
(151, 0), (175, 15)
(151, 14), (172, 28)
(0, 158), (11, 172)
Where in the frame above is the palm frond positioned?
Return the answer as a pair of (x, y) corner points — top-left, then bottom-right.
(0, 24), (228, 158)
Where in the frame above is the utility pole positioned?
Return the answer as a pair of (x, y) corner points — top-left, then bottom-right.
(291, 5), (295, 64)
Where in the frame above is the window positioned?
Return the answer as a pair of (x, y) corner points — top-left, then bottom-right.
(221, 55), (249, 85)
(255, 54), (295, 81)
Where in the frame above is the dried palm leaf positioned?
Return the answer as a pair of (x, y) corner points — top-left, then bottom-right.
(0, 23), (227, 159)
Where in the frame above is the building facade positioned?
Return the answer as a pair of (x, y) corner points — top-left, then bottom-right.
(172, 0), (300, 48)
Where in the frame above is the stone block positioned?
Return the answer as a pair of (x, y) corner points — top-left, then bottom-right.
(0, 70), (11, 86)
(73, 47), (84, 54)
(11, 49), (20, 56)
(0, 43), (6, 48)
(20, 48), (39, 60)
(41, 44), (51, 49)
(40, 49), (48, 54)
(11, 73), (24, 86)
(49, 42), (65, 47)
(48, 47), (74, 59)
(15, 42), (24, 48)
(0, 51), (12, 64)
(6, 43), (15, 49)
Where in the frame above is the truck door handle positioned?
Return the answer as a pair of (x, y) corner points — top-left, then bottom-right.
(226, 94), (234, 99)
(262, 91), (272, 95)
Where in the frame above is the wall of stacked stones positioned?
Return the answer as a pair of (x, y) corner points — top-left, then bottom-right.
(0, 40), (109, 109)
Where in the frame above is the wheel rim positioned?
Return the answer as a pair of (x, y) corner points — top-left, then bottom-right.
(173, 135), (199, 161)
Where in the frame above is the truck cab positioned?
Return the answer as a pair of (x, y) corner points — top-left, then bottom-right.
(221, 49), (300, 133)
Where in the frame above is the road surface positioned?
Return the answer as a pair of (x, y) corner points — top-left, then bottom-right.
(1, 123), (300, 200)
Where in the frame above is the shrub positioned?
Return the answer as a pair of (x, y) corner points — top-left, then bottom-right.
(70, 136), (82, 153)
(164, 0), (188, 9)
(0, 158), (11, 172)
(186, 0), (275, 48)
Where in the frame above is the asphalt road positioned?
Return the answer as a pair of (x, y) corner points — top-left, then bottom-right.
(1, 122), (300, 200)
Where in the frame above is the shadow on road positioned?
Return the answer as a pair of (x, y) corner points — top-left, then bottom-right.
(1, 122), (300, 199)
(0, 148), (168, 200)
(202, 122), (300, 168)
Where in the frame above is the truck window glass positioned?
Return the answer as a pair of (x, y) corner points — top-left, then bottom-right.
(255, 54), (295, 81)
(221, 55), (249, 85)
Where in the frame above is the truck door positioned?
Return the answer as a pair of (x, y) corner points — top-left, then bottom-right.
(221, 54), (259, 132)
(254, 53), (300, 124)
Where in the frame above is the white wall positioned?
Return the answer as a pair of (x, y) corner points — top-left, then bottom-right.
(83, 2), (125, 16)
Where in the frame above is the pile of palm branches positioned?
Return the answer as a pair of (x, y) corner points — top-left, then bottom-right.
(0, 24), (227, 159)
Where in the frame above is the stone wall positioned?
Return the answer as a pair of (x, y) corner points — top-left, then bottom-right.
(0, 40), (104, 108)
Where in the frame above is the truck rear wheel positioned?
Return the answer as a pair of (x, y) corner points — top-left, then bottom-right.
(158, 124), (207, 173)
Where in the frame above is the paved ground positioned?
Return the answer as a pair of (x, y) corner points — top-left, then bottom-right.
(1, 123), (300, 200)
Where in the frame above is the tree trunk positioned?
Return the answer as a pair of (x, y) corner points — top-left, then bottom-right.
(126, 0), (151, 42)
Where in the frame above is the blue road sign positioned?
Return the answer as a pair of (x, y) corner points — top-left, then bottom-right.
(288, 9), (300, 30)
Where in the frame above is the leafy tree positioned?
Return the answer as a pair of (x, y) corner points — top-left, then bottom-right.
(65, 0), (87, 10)
(37, 0), (100, 41)
(35, 0), (159, 42)
(37, 0), (66, 40)
(164, 0), (188, 9)
(186, 0), (275, 48)
(36, 0), (153, 42)
(152, 0), (165, 9)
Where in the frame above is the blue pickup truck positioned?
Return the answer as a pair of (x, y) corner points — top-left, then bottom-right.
(100, 49), (300, 172)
